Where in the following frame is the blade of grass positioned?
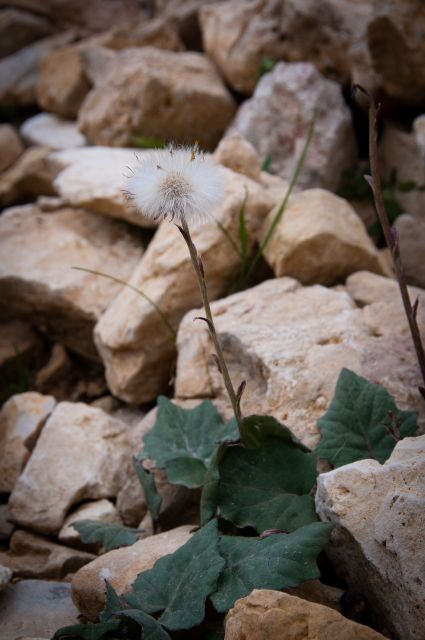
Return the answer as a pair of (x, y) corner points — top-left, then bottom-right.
(211, 215), (241, 258)
(72, 266), (176, 342)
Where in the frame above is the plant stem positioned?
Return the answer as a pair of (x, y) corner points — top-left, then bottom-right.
(361, 87), (425, 399)
(178, 220), (245, 439)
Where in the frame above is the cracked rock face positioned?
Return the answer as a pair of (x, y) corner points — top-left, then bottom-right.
(315, 435), (425, 640)
(175, 273), (425, 448)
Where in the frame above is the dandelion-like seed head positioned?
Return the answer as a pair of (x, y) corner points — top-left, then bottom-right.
(127, 145), (224, 227)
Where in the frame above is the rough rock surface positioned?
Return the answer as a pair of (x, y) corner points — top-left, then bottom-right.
(0, 530), (95, 580)
(0, 124), (23, 173)
(214, 134), (262, 182)
(50, 146), (154, 225)
(224, 590), (386, 640)
(0, 564), (12, 593)
(227, 62), (356, 190)
(0, 392), (56, 493)
(316, 435), (425, 640)
(20, 113), (87, 150)
(394, 214), (425, 289)
(72, 525), (194, 621)
(8, 402), (133, 535)
(78, 47), (236, 149)
(0, 505), (14, 543)
(261, 189), (389, 285)
(0, 580), (79, 640)
(0, 8), (54, 58)
(0, 320), (43, 375)
(0, 146), (57, 207)
(0, 204), (143, 357)
(175, 275), (425, 448)
(95, 168), (275, 403)
(58, 499), (122, 545)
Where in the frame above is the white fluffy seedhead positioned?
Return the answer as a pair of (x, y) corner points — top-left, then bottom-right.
(127, 145), (224, 227)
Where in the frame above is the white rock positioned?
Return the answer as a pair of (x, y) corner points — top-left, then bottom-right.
(226, 61), (356, 190)
(20, 113), (87, 150)
(0, 204), (143, 358)
(58, 499), (122, 545)
(316, 435), (425, 640)
(8, 402), (133, 535)
(0, 392), (56, 493)
(175, 276), (425, 448)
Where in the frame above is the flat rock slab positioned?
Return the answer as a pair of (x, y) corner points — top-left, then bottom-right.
(316, 435), (425, 640)
(0, 579), (79, 640)
(20, 113), (87, 149)
(0, 204), (143, 358)
(175, 274), (425, 448)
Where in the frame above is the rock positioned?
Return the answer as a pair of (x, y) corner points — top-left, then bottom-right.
(345, 270), (424, 308)
(0, 31), (75, 107)
(214, 134), (262, 182)
(20, 113), (87, 150)
(0, 579), (79, 640)
(283, 580), (344, 613)
(50, 146), (155, 226)
(0, 320), (43, 378)
(261, 189), (390, 285)
(78, 47), (236, 149)
(8, 402), (133, 535)
(0, 505), (14, 543)
(0, 204), (143, 358)
(0, 8), (54, 58)
(394, 215), (425, 288)
(226, 62), (356, 190)
(98, 16), (184, 52)
(368, 0), (425, 106)
(0, 146), (57, 208)
(316, 435), (425, 640)
(0, 530), (95, 580)
(0, 392), (56, 493)
(0, 564), (12, 593)
(175, 276), (425, 448)
(224, 590), (386, 640)
(95, 168), (274, 403)
(34, 343), (72, 393)
(0, 125), (23, 173)
(71, 524), (194, 621)
(58, 499), (122, 545)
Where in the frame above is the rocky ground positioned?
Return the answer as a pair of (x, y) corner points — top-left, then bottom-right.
(0, 1), (425, 639)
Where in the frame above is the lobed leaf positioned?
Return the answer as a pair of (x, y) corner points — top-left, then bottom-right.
(72, 520), (140, 552)
(133, 457), (162, 522)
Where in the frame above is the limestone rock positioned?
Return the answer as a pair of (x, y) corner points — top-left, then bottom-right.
(316, 435), (425, 640)
(20, 113), (87, 150)
(95, 168), (274, 403)
(0, 530), (95, 580)
(0, 580), (79, 640)
(0, 146), (57, 208)
(0, 204), (143, 358)
(345, 270), (424, 308)
(50, 146), (154, 226)
(0, 8), (54, 58)
(0, 505), (14, 543)
(71, 524), (194, 621)
(78, 47), (236, 149)
(94, 16), (184, 52)
(175, 276), (425, 448)
(214, 134), (262, 182)
(8, 402), (133, 535)
(226, 62), (356, 190)
(0, 320), (43, 378)
(0, 125), (23, 173)
(261, 189), (390, 285)
(394, 215), (425, 288)
(58, 499), (122, 545)
(0, 392), (56, 493)
(224, 590), (386, 640)
(0, 564), (12, 593)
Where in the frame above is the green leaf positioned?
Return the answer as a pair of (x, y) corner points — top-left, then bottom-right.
(125, 520), (225, 630)
(217, 436), (317, 533)
(133, 457), (162, 522)
(100, 581), (124, 622)
(200, 443), (228, 525)
(211, 522), (332, 613)
(314, 368), (417, 467)
(240, 415), (310, 450)
(72, 520), (140, 551)
(119, 610), (171, 640)
(142, 397), (239, 488)
(132, 135), (165, 149)
(52, 621), (121, 640)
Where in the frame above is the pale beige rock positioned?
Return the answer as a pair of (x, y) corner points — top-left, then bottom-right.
(95, 16), (184, 52)
(283, 580), (343, 613)
(8, 402), (133, 535)
(261, 189), (390, 285)
(226, 62), (356, 190)
(95, 168), (274, 403)
(71, 524), (194, 621)
(0, 8), (54, 58)
(20, 113), (87, 150)
(394, 215), (425, 288)
(0, 204), (143, 358)
(345, 270), (423, 308)
(78, 47), (236, 149)
(0, 530), (95, 580)
(316, 435), (425, 640)
(224, 590), (386, 640)
(50, 146), (154, 226)
(58, 499), (122, 545)
(175, 277), (425, 448)
(0, 125), (23, 173)
(214, 134), (262, 182)
(0, 564), (12, 593)
(34, 344), (71, 393)
(0, 392), (56, 493)
(0, 146), (57, 208)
